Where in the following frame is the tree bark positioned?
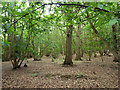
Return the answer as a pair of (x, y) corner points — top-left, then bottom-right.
(63, 25), (73, 65)
(3, 10), (11, 61)
(88, 50), (92, 61)
(112, 23), (119, 61)
(3, 34), (7, 61)
(12, 3), (18, 69)
(18, 30), (32, 67)
(75, 24), (82, 60)
(18, 23), (24, 61)
(12, 16), (18, 69)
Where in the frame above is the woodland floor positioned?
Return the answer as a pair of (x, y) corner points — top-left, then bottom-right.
(2, 54), (119, 88)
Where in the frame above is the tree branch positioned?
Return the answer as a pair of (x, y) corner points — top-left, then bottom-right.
(11, 3), (112, 26)
(86, 10), (98, 34)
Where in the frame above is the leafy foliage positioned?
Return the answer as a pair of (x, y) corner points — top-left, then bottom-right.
(1, 2), (120, 64)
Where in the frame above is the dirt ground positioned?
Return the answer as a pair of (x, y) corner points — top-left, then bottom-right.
(2, 55), (119, 88)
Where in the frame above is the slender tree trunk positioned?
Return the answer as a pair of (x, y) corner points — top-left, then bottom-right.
(18, 13), (34, 67)
(99, 50), (104, 62)
(63, 25), (73, 65)
(7, 34), (12, 60)
(18, 31), (31, 67)
(33, 43), (42, 61)
(112, 23), (118, 50)
(88, 50), (92, 61)
(39, 46), (43, 60)
(34, 46), (39, 61)
(8, 13), (13, 61)
(31, 37), (36, 60)
(60, 29), (65, 55)
(11, 21), (18, 68)
(81, 49), (84, 57)
(112, 23), (119, 61)
(3, 10), (11, 61)
(72, 38), (76, 55)
(3, 34), (7, 61)
(18, 23), (24, 60)
(75, 24), (82, 60)
(12, 8), (18, 69)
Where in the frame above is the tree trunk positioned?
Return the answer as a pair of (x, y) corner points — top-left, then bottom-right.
(3, 11), (11, 61)
(60, 29), (66, 55)
(88, 50), (92, 61)
(32, 36), (42, 61)
(75, 24), (82, 60)
(18, 23), (24, 60)
(34, 45), (41, 61)
(112, 23), (119, 61)
(34, 46), (39, 61)
(7, 14), (13, 60)
(3, 34), (8, 61)
(18, 31), (32, 67)
(11, 23), (18, 68)
(12, 9), (18, 69)
(63, 25), (73, 65)
(99, 50), (104, 62)
(81, 49), (84, 57)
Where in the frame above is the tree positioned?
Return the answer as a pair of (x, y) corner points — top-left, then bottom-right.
(1, 2), (120, 69)
(75, 24), (82, 60)
(64, 25), (73, 65)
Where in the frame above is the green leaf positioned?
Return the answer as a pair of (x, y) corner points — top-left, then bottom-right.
(13, 31), (17, 35)
(76, 74), (84, 78)
(30, 73), (38, 77)
(6, 23), (10, 29)
(29, 10), (32, 14)
(98, 4), (103, 9)
(1, 41), (5, 45)
(118, 18), (120, 24)
(49, 8), (51, 11)
(8, 9), (13, 14)
(109, 18), (117, 26)
(13, 11), (21, 16)
(86, 6), (92, 11)
(2, 17), (9, 22)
